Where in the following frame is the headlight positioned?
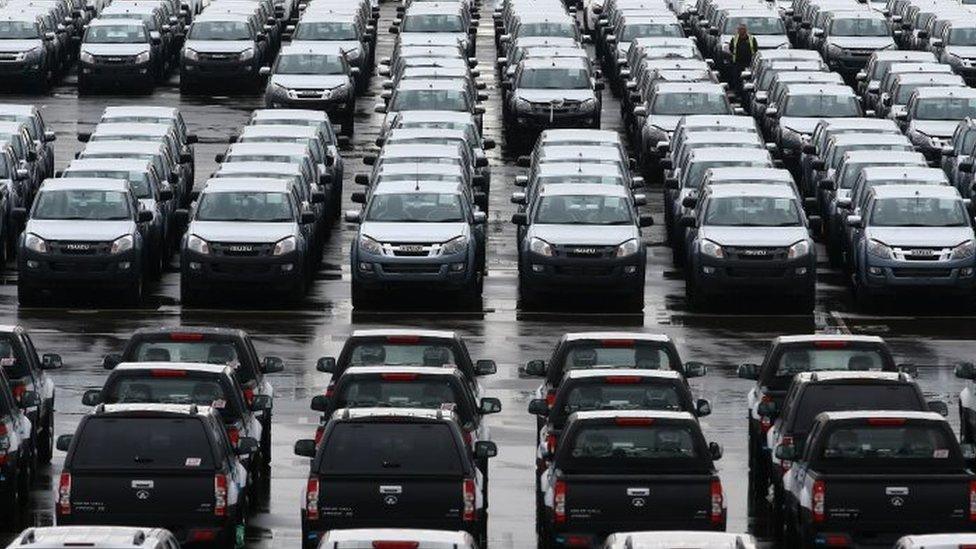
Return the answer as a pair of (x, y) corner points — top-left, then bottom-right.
(111, 234), (134, 254)
(867, 238), (892, 259)
(359, 235), (383, 255)
(440, 235), (468, 255)
(514, 97), (532, 111)
(788, 240), (810, 259)
(16, 46), (41, 61)
(615, 238), (640, 258)
(134, 51), (151, 64)
(79, 51), (94, 63)
(344, 47), (361, 60)
(24, 233), (47, 253)
(700, 239), (724, 259)
(186, 234), (210, 254)
(183, 47), (199, 61)
(269, 81), (288, 94)
(780, 127), (803, 146)
(528, 236), (553, 256)
(952, 239), (976, 260)
(826, 43), (843, 56)
(239, 48), (254, 60)
(579, 97), (598, 111)
(273, 235), (297, 255)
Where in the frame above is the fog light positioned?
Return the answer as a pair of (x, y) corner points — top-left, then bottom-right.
(450, 262), (465, 272)
(532, 264), (544, 272)
(189, 261), (201, 270)
(868, 267), (882, 275)
(702, 266), (715, 274)
(623, 265), (637, 274)
(795, 267), (807, 275)
(281, 264), (294, 272)
(118, 262), (131, 270)
(358, 262), (372, 272)
(26, 260), (38, 269)
(962, 267), (974, 277)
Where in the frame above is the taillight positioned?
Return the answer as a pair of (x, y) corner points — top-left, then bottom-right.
(813, 340), (847, 349)
(969, 480), (976, 522)
(554, 480), (567, 524)
(381, 373), (419, 381)
(306, 476), (320, 521)
(387, 335), (420, 344)
(58, 472), (71, 515)
(0, 422), (7, 465)
(226, 426), (240, 446)
(710, 479), (724, 526)
(11, 384), (25, 402)
(605, 376), (641, 384)
(325, 385), (335, 398)
(462, 478), (476, 522)
(615, 417), (654, 426)
(600, 339), (634, 348)
(462, 430), (472, 447)
(867, 418), (906, 426)
(546, 433), (557, 455)
(759, 394), (773, 434)
(812, 480), (826, 523)
(150, 369), (187, 378)
(314, 426), (325, 445)
(545, 390), (556, 407)
(779, 436), (794, 473)
(243, 387), (255, 405)
(214, 474), (228, 517)
(170, 332), (204, 341)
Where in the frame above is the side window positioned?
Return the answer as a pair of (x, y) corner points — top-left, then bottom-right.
(243, 338), (262, 379)
(20, 333), (40, 375)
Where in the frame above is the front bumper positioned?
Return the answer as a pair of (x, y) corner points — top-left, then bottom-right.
(79, 60), (152, 82)
(181, 57), (257, 79)
(58, 513), (234, 545)
(0, 59), (45, 76)
(861, 258), (976, 294)
(826, 54), (871, 74)
(513, 107), (599, 129)
(181, 249), (305, 291)
(520, 251), (645, 295)
(264, 89), (353, 113)
(351, 247), (476, 291)
(18, 249), (141, 287)
(693, 254), (816, 295)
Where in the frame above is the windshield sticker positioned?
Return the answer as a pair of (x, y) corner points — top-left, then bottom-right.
(0, 357), (15, 367)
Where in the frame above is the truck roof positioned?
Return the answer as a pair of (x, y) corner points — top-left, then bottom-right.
(131, 326), (248, 338)
(39, 178), (129, 192)
(341, 366), (463, 378)
(570, 410), (697, 422)
(562, 332), (672, 343)
(817, 410), (946, 422)
(773, 334), (885, 345)
(9, 527), (175, 549)
(604, 531), (757, 549)
(332, 407), (461, 423)
(870, 184), (960, 200)
(793, 371), (910, 383)
(95, 403), (216, 416)
(102, 106), (179, 118)
(320, 529), (475, 545)
(564, 369), (682, 381)
(351, 328), (456, 339)
(114, 362), (232, 375)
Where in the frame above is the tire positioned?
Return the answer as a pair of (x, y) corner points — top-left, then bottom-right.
(626, 287), (644, 312)
(685, 274), (705, 311)
(37, 408), (53, 464)
(261, 414), (271, 464)
(124, 279), (142, 307)
(179, 76), (194, 94)
(18, 282), (40, 308)
(180, 282), (203, 307)
(0, 467), (23, 530)
(351, 282), (372, 310)
(795, 289), (815, 314)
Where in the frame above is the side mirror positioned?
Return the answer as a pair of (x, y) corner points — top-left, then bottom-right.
(300, 211), (316, 225)
(374, 103), (387, 114)
(802, 143), (816, 155)
(927, 400), (948, 417)
(765, 106), (779, 118)
(475, 359), (497, 376)
(261, 356), (284, 374)
(855, 70), (867, 81)
(681, 196), (698, 209)
(516, 155), (531, 168)
(474, 440), (498, 459)
(758, 400), (778, 417)
(479, 397), (502, 414)
(696, 399), (712, 417)
(633, 193), (646, 206)
(811, 159), (826, 171)
(895, 111), (908, 122)
(258, 66), (271, 77)
(708, 441), (723, 461)
(774, 444), (796, 461)
(665, 178), (679, 190)
(514, 175), (528, 187)
(963, 443), (976, 461)
(310, 395), (332, 412)
(311, 190), (327, 204)
(955, 361), (976, 380)
(103, 353), (122, 369)
(846, 215), (863, 228)
(524, 359), (546, 377)
(363, 154), (376, 165)
(81, 389), (103, 406)
(214, 153), (225, 162)
(511, 212), (528, 225)
(836, 197), (852, 210)
(77, 131), (91, 142)
(159, 189), (174, 202)
(138, 210), (153, 223)
(684, 361), (706, 378)
(235, 437), (259, 456)
(678, 216), (696, 228)
(56, 434), (73, 452)
(250, 394), (272, 412)
(355, 174), (370, 186)
(959, 161), (974, 173)
(294, 439), (317, 457)
(473, 211), (486, 224)
(15, 168), (27, 180)
(737, 363), (760, 380)
(316, 356), (337, 373)
(41, 353), (63, 369)
(818, 178), (836, 191)
(351, 191), (366, 204)
(483, 138), (496, 150)
(638, 214), (654, 227)
(897, 363), (919, 377)
(528, 398), (549, 416)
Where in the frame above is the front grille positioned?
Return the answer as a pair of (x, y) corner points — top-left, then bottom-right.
(49, 241), (111, 255)
(555, 245), (615, 259)
(94, 55), (137, 64)
(211, 263), (272, 275)
(198, 52), (239, 62)
(210, 242), (273, 257)
(554, 265), (614, 276)
(892, 268), (952, 278)
(0, 53), (21, 62)
(892, 247), (950, 261)
(50, 261), (109, 272)
(530, 100), (583, 114)
(726, 247), (787, 261)
(381, 263), (441, 274)
(387, 242), (436, 257)
(727, 267), (786, 278)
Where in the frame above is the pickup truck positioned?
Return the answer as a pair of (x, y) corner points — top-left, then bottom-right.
(523, 332), (706, 430)
(779, 411), (976, 548)
(102, 327), (284, 461)
(315, 329), (498, 397)
(0, 325), (62, 464)
(537, 410), (725, 548)
(55, 403), (257, 548)
(294, 408), (497, 549)
(737, 335), (905, 493)
(0, 367), (39, 530)
(761, 371), (945, 536)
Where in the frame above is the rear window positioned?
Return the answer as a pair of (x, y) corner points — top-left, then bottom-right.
(0, 336), (29, 380)
(559, 342), (674, 375)
(129, 340), (255, 384)
(792, 385), (921, 436)
(817, 422), (962, 469)
(773, 348), (885, 378)
(103, 376), (240, 420)
(71, 417), (215, 470)
(319, 423), (465, 475)
(334, 377), (472, 424)
(559, 381), (685, 416)
(561, 422), (707, 472)
(347, 342), (458, 367)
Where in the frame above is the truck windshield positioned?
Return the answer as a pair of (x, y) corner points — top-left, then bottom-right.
(622, 23), (684, 40)
(129, 340), (255, 384)
(0, 335), (30, 379)
(562, 343), (673, 372)
(319, 423), (464, 475)
(774, 348), (885, 377)
(71, 417), (215, 470)
(724, 16), (785, 34)
(652, 92), (728, 115)
(32, 190), (131, 220)
(392, 89), (467, 111)
(0, 21), (39, 39)
(704, 196), (802, 226)
(275, 54), (345, 75)
(869, 197), (969, 227)
(401, 14), (464, 33)
(519, 21), (575, 38)
(819, 423), (961, 468)
(560, 382), (684, 414)
(188, 21), (251, 40)
(914, 97), (976, 120)
(830, 18), (890, 36)
(534, 195), (633, 225)
(293, 21), (358, 40)
(64, 170), (151, 199)
(103, 377), (239, 420)
(519, 68), (590, 89)
(784, 94), (860, 117)
(84, 24), (147, 43)
(347, 342), (458, 367)
(196, 192), (295, 222)
(949, 27), (976, 46)
(792, 385), (921, 438)
(335, 378), (471, 423)
(562, 423), (706, 472)
(365, 193), (465, 223)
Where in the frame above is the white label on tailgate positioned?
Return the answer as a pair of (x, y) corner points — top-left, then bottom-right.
(885, 487), (909, 495)
(131, 480), (154, 489)
(379, 485), (402, 494)
(186, 458), (202, 467)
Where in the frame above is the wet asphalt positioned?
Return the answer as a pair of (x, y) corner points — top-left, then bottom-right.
(0, 2), (974, 548)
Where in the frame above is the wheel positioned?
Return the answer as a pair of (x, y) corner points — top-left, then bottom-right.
(351, 282), (372, 309)
(179, 76), (194, 94)
(18, 282), (40, 308)
(124, 280), (142, 306)
(180, 282), (203, 307)
(261, 414), (272, 464)
(37, 408), (53, 464)
(625, 288), (644, 312)
(685, 274), (705, 311)
(795, 289), (815, 314)
(0, 466), (23, 530)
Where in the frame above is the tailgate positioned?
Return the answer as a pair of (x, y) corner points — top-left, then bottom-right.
(71, 471), (216, 522)
(319, 476), (465, 527)
(824, 473), (971, 525)
(565, 474), (714, 528)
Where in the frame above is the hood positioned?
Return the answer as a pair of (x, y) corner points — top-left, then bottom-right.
(722, 34), (789, 49)
(184, 40), (253, 53)
(867, 226), (974, 248)
(645, 114), (682, 132)
(26, 219), (134, 241)
(699, 226), (810, 247)
(0, 39), (43, 52)
(515, 89), (597, 103)
(910, 120), (959, 138)
(946, 46), (976, 59)
(401, 31), (467, 45)
(779, 117), (824, 135)
(528, 224), (639, 246)
(270, 74), (350, 89)
(361, 221), (468, 243)
(189, 221), (296, 243)
(827, 36), (895, 50)
(81, 43), (150, 56)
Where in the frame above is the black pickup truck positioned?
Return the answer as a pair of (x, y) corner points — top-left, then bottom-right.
(537, 410), (725, 548)
(294, 408), (497, 549)
(55, 403), (258, 548)
(779, 411), (976, 548)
